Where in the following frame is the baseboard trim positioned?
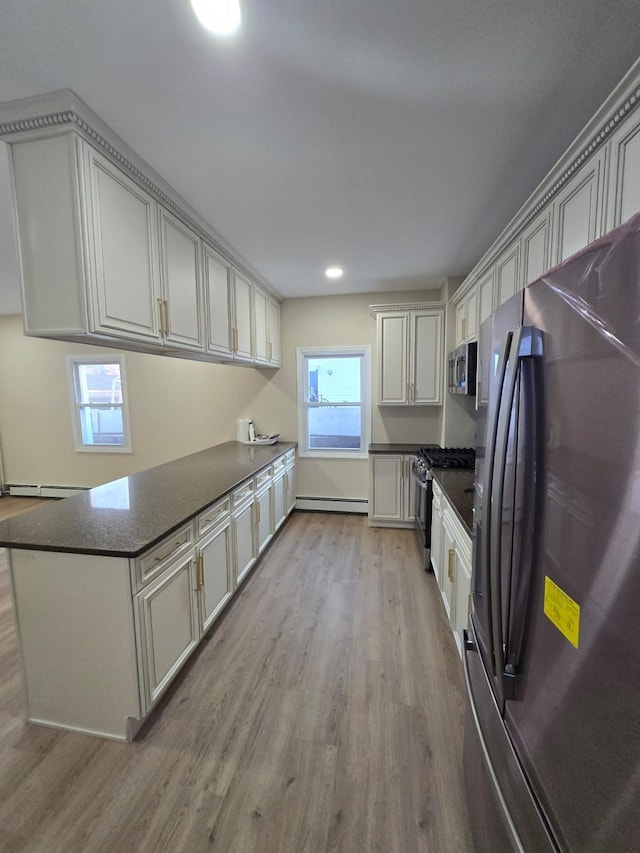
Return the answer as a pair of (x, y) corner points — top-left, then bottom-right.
(7, 484), (86, 498)
(295, 496), (368, 514)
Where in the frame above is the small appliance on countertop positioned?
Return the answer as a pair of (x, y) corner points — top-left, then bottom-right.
(236, 417), (279, 445)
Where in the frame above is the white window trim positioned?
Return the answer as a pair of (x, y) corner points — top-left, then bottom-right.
(66, 354), (133, 453)
(296, 345), (371, 460)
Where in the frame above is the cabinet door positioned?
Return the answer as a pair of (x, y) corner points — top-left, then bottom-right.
(158, 209), (203, 350)
(377, 312), (409, 404)
(552, 151), (605, 263)
(253, 285), (269, 365)
(137, 551), (199, 707)
(440, 516), (456, 622)
(233, 500), (257, 584)
(203, 243), (233, 357)
(369, 455), (403, 521)
(285, 459), (296, 515)
(465, 289), (478, 341)
(232, 269), (254, 361)
(199, 520), (233, 634)
(478, 269), (495, 326)
(455, 301), (466, 347)
(410, 309), (443, 405)
(495, 245), (520, 307)
(453, 547), (472, 635)
(520, 207), (552, 288)
(256, 485), (273, 554)
(267, 298), (281, 366)
(85, 148), (161, 341)
(403, 456), (416, 522)
(273, 471), (287, 530)
(431, 487), (444, 584)
(606, 111), (640, 230)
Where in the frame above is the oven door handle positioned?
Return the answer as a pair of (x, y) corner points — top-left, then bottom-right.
(411, 466), (432, 489)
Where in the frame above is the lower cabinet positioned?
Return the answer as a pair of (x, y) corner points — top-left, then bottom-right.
(431, 483), (473, 657)
(137, 550), (200, 707)
(368, 453), (416, 527)
(198, 514), (233, 634)
(285, 451), (296, 514)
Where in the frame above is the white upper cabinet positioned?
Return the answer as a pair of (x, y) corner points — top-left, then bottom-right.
(375, 305), (444, 406)
(552, 150), (606, 264)
(158, 208), (204, 351)
(253, 284), (269, 365)
(203, 243), (233, 357)
(1, 94), (280, 369)
(85, 147), (163, 342)
(231, 269), (254, 362)
(519, 207), (553, 288)
(495, 244), (520, 308)
(267, 297), (281, 367)
(477, 268), (495, 327)
(606, 108), (640, 230)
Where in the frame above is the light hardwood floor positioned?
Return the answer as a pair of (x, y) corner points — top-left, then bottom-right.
(0, 507), (473, 852)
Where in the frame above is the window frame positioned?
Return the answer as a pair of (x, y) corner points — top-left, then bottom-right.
(296, 345), (371, 459)
(66, 354), (133, 453)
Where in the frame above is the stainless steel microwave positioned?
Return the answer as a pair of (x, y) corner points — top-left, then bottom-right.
(447, 342), (477, 395)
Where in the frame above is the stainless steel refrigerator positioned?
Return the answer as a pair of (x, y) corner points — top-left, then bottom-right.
(463, 212), (640, 851)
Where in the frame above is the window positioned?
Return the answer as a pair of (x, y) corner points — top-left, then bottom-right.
(66, 355), (132, 452)
(297, 346), (371, 458)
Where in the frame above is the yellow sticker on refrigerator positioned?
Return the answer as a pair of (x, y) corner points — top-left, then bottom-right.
(544, 576), (580, 648)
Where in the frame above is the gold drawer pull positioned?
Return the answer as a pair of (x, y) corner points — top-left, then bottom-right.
(154, 538), (184, 562)
(448, 548), (455, 582)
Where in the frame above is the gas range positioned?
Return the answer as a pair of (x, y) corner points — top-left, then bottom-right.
(413, 447), (476, 482)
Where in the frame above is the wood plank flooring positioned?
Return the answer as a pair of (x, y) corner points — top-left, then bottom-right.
(0, 508), (473, 852)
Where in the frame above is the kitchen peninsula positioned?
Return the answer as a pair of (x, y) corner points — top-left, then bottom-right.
(0, 441), (296, 741)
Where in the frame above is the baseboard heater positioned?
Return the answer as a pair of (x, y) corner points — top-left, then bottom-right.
(295, 496), (368, 514)
(6, 484), (87, 498)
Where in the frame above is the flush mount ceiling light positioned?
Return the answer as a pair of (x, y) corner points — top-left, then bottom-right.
(190, 0), (242, 36)
(325, 267), (343, 279)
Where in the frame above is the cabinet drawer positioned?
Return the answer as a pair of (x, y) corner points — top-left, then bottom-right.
(256, 467), (272, 490)
(135, 522), (194, 589)
(196, 497), (231, 538)
(272, 456), (286, 475)
(232, 478), (255, 507)
(285, 449), (295, 466)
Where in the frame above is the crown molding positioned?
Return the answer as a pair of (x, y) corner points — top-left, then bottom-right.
(369, 301), (446, 316)
(0, 90), (282, 302)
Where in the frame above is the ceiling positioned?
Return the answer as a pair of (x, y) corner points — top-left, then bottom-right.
(1, 1), (639, 313)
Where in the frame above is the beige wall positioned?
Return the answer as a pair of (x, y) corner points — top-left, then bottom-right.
(249, 289), (444, 501)
(0, 315), (273, 488)
(0, 288), (447, 498)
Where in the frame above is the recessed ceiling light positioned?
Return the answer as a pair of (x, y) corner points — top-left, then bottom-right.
(190, 0), (242, 36)
(325, 267), (343, 279)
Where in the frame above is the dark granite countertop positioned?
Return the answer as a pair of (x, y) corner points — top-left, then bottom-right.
(368, 443), (438, 455)
(0, 441), (297, 558)
(433, 469), (475, 537)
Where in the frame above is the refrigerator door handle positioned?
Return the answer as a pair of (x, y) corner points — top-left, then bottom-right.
(483, 330), (513, 677)
(490, 325), (543, 702)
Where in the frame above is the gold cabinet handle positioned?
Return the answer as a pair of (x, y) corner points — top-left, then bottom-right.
(462, 317), (467, 341)
(194, 555), (204, 591)
(154, 538), (184, 562)
(164, 299), (170, 335)
(448, 548), (455, 582)
(268, 341), (273, 360)
(232, 327), (238, 351)
(157, 298), (165, 335)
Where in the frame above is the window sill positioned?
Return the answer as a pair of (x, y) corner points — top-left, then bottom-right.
(298, 450), (368, 461)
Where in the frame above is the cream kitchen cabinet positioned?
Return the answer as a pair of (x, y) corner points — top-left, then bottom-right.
(158, 208), (204, 351)
(253, 283), (270, 365)
(285, 450), (297, 515)
(606, 108), (640, 230)
(255, 467), (274, 555)
(2, 93), (281, 369)
(136, 548), (200, 708)
(232, 479), (257, 584)
(231, 269), (255, 363)
(368, 453), (415, 527)
(272, 457), (287, 531)
(455, 288), (478, 346)
(552, 149), (606, 264)
(477, 268), (496, 327)
(519, 207), (553, 289)
(373, 305), (445, 406)
(495, 244), (520, 308)
(196, 504), (234, 634)
(267, 297), (282, 367)
(203, 242), (233, 358)
(432, 489), (473, 658)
